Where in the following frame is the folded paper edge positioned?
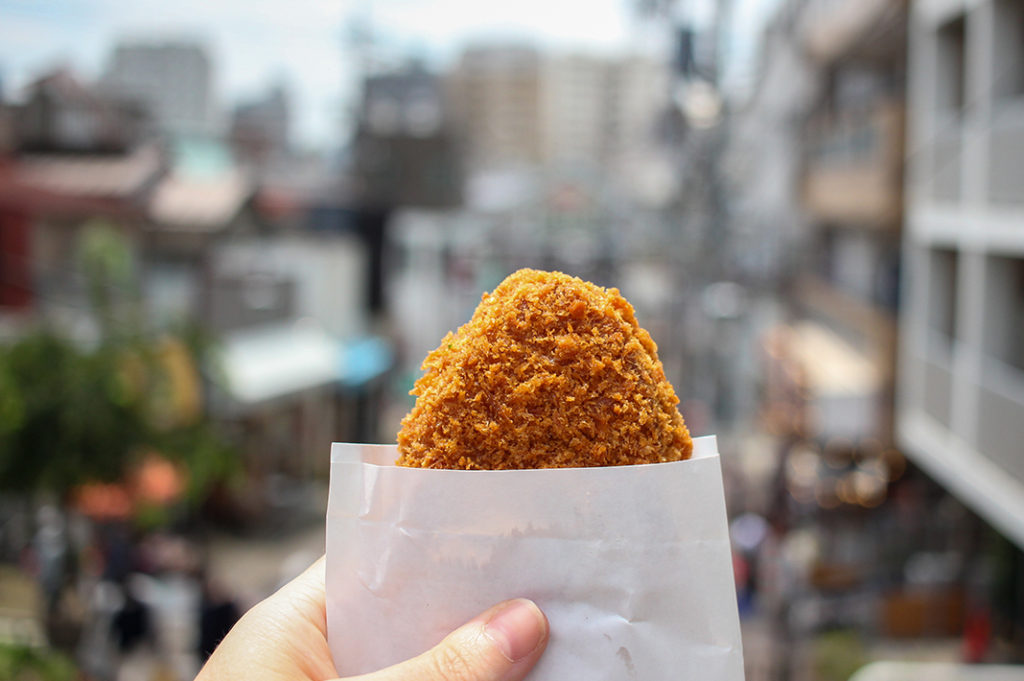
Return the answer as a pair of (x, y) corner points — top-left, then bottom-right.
(331, 434), (718, 465)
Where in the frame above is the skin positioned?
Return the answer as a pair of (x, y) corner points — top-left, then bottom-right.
(196, 557), (549, 681)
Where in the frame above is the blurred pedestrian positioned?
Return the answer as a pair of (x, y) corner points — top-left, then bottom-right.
(199, 573), (241, 661)
(34, 505), (68, 625)
(111, 579), (152, 654)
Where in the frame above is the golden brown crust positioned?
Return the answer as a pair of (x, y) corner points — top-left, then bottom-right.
(396, 269), (693, 469)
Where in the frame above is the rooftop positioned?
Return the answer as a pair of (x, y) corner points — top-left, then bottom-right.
(14, 144), (163, 199)
(148, 169), (251, 230)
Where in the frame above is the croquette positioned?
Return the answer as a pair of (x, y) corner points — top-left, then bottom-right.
(396, 269), (693, 469)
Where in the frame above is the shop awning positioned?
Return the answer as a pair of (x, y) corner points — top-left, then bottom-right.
(219, 323), (340, 405)
(217, 323), (393, 407)
(770, 321), (884, 439)
(786, 321), (881, 397)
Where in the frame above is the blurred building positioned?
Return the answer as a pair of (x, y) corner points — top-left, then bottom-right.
(0, 144), (166, 316)
(749, 0), (966, 650)
(722, 4), (817, 286)
(13, 69), (146, 154)
(447, 46), (669, 174)
(141, 138), (389, 490)
(206, 234), (380, 499)
(744, 0), (1024, 668)
(230, 84), (291, 168)
(0, 71), (166, 323)
(351, 63), (461, 209)
(101, 41), (216, 137)
(142, 137), (258, 327)
(348, 63), (463, 315)
(791, 0), (907, 445)
(897, 0), (1024, 549)
(0, 102), (14, 154)
(0, 76), (390, 514)
(756, 0), (907, 462)
(540, 54), (610, 167)
(603, 56), (674, 181)
(448, 46), (545, 170)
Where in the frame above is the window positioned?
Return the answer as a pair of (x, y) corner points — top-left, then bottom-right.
(832, 229), (875, 302)
(928, 248), (959, 343)
(935, 16), (966, 116)
(985, 256), (1024, 372)
(993, 0), (1024, 100)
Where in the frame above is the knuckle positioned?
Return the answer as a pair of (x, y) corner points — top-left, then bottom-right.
(429, 641), (480, 681)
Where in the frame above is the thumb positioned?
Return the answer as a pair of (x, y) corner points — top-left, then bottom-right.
(350, 599), (548, 681)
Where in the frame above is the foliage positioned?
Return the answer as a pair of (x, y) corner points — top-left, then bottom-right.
(78, 218), (139, 337)
(0, 221), (237, 506)
(0, 644), (76, 681)
(812, 629), (869, 681)
(0, 330), (148, 494)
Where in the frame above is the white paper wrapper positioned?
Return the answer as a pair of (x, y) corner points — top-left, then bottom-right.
(326, 435), (744, 680)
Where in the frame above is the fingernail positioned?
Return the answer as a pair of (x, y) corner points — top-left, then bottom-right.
(483, 599), (547, 662)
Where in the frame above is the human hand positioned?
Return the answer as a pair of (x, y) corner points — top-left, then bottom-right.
(196, 556), (549, 681)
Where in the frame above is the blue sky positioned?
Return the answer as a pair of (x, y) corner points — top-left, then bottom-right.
(0, 0), (774, 150)
(0, 0), (355, 149)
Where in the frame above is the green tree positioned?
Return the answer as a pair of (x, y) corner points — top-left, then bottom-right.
(0, 330), (145, 494)
(0, 221), (236, 505)
(0, 643), (76, 681)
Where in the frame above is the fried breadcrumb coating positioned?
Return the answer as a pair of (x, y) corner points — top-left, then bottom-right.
(396, 269), (693, 469)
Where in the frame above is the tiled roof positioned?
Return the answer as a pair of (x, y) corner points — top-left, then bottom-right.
(16, 144), (163, 199)
(148, 169), (252, 229)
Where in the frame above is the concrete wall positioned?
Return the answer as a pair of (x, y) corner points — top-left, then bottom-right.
(898, 0), (1024, 547)
(212, 234), (367, 338)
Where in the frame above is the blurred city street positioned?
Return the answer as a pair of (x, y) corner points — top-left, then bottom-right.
(1, 0), (1023, 679)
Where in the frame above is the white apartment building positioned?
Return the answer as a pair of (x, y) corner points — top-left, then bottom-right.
(102, 41), (216, 136)
(447, 46), (545, 170)
(898, 0), (1024, 547)
(448, 46), (669, 173)
(540, 54), (609, 167)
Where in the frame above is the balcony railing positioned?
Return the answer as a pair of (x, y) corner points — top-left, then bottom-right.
(897, 343), (1024, 548)
(802, 100), (905, 226)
